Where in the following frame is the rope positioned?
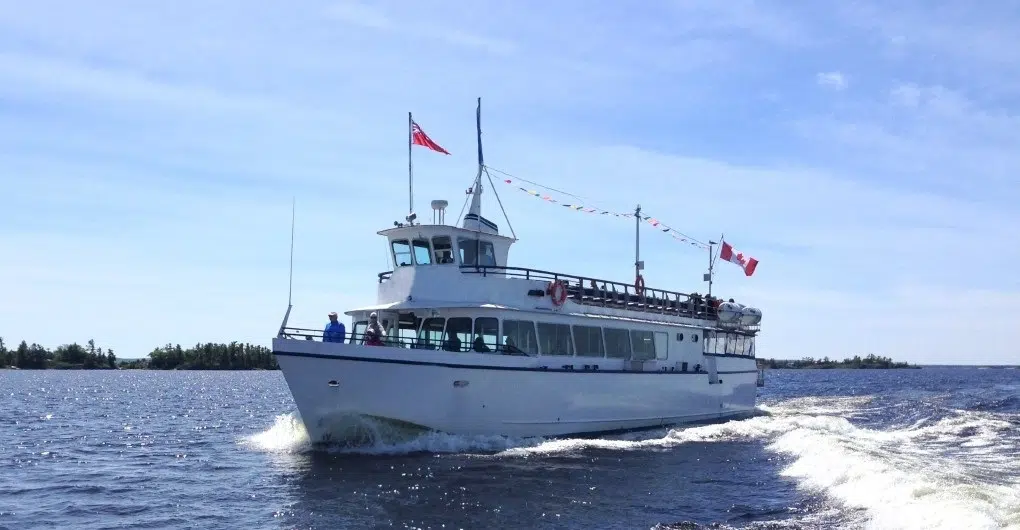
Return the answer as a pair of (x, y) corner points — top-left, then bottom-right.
(483, 164), (711, 249)
(484, 166), (517, 240)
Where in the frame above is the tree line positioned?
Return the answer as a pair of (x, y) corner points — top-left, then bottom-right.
(0, 337), (278, 370)
(759, 353), (919, 369)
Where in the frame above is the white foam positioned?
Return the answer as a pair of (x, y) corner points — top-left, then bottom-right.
(240, 413), (311, 453)
(242, 399), (1020, 529)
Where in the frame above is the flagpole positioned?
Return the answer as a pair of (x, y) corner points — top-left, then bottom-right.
(408, 111), (414, 216)
(707, 232), (723, 298)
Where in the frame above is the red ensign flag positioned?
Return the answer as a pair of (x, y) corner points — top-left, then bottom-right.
(720, 241), (759, 277)
(411, 121), (450, 155)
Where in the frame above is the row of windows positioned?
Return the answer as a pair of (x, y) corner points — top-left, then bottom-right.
(705, 331), (755, 357)
(391, 236), (497, 268)
(353, 315), (753, 359)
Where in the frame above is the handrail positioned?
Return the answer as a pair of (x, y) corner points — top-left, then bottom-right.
(278, 326), (756, 361)
(277, 327), (534, 356)
(459, 265), (741, 324)
(373, 265), (760, 332)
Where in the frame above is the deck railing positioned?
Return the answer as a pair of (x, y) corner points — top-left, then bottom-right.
(278, 327), (534, 355)
(460, 265), (729, 322)
(375, 265), (760, 331)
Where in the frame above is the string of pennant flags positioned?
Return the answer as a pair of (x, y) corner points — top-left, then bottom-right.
(409, 115), (758, 276)
(483, 165), (712, 251)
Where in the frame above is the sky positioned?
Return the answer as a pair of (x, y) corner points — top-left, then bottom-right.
(1, 0), (1018, 365)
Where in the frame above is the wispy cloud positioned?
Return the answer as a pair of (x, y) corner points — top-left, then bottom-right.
(816, 71), (847, 90)
(1, 0), (1017, 364)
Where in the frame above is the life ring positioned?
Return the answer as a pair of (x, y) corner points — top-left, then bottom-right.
(635, 274), (645, 296)
(547, 280), (568, 306)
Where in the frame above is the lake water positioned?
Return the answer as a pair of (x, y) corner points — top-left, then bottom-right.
(1, 367), (1018, 529)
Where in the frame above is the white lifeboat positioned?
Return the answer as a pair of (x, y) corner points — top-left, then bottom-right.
(739, 306), (762, 326)
(717, 302), (744, 323)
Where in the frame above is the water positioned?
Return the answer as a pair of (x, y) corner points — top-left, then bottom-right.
(1, 367), (1018, 530)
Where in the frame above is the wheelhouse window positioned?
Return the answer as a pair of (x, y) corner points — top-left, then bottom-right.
(502, 319), (538, 355)
(416, 317), (445, 349)
(478, 241), (496, 266)
(631, 330), (656, 361)
(537, 322), (573, 356)
(457, 237), (477, 266)
(392, 239), (412, 267)
(457, 238), (497, 267)
(603, 328), (631, 359)
(412, 239), (432, 265)
(572, 325), (605, 357)
(472, 317), (498, 353)
(444, 317), (472, 352)
(432, 236), (454, 264)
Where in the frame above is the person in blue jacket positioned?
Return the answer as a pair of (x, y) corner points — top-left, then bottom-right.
(323, 311), (346, 343)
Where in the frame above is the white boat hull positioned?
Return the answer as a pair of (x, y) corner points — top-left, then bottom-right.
(273, 338), (759, 443)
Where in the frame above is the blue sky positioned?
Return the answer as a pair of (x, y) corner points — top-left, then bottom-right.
(2, 0), (1018, 365)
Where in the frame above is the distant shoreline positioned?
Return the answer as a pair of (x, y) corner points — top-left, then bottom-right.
(758, 354), (921, 370)
(0, 339), (278, 371)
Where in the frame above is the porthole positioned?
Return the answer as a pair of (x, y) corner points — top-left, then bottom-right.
(692, 334), (699, 342)
(676, 333), (684, 342)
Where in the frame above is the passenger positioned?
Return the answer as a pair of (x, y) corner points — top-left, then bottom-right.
(473, 336), (490, 353)
(503, 336), (522, 355)
(323, 312), (346, 343)
(364, 312), (384, 346)
(444, 333), (462, 352)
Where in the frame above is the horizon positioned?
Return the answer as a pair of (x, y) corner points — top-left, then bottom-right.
(2, 1), (1018, 365)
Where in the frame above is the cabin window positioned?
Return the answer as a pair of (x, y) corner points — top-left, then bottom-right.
(502, 319), (538, 355)
(351, 321), (367, 344)
(473, 317), (498, 353)
(704, 331), (718, 355)
(432, 236), (455, 264)
(572, 325), (605, 357)
(416, 317), (445, 349)
(603, 328), (631, 359)
(391, 239), (413, 267)
(747, 338), (755, 357)
(725, 333), (736, 355)
(654, 331), (669, 360)
(412, 239), (432, 265)
(443, 317), (471, 352)
(631, 330), (656, 361)
(396, 315), (421, 348)
(537, 322), (573, 356)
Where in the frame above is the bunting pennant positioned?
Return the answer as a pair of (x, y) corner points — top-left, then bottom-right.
(498, 176), (709, 250)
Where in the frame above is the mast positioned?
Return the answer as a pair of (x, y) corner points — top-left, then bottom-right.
(408, 111), (414, 216)
(465, 97), (484, 227)
(634, 204), (642, 286)
(706, 233), (722, 297)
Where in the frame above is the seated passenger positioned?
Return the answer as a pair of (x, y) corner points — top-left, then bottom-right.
(364, 312), (384, 346)
(502, 337), (522, 355)
(473, 336), (490, 353)
(443, 334), (462, 352)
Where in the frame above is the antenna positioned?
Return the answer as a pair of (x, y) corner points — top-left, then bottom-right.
(288, 197), (295, 306)
(278, 197), (296, 336)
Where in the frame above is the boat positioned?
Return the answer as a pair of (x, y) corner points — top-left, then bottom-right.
(272, 98), (765, 445)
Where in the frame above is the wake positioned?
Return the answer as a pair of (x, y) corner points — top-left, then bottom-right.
(240, 396), (1020, 529)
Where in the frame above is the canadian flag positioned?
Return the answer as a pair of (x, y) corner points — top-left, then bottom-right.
(719, 241), (759, 277)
